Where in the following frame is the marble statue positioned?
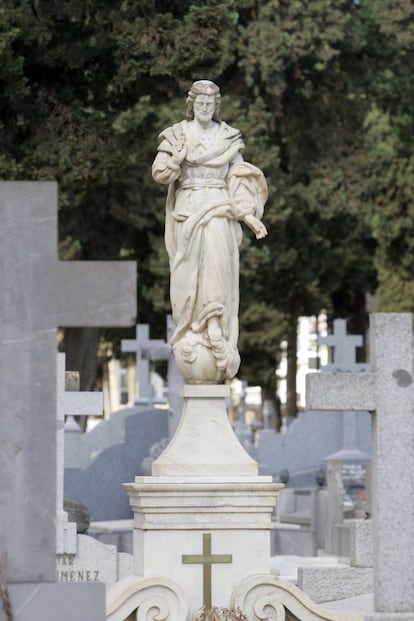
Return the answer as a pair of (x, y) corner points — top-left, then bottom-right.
(152, 80), (268, 384)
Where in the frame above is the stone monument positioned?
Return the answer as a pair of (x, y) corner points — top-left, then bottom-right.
(106, 82), (364, 621)
(152, 79), (268, 384)
(0, 181), (136, 619)
(307, 313), (414, 621)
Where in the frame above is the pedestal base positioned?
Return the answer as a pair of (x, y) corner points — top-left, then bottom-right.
(124, 475), (282, 614)
(152, 385), (257, 476)
(123, 384), (282, 615)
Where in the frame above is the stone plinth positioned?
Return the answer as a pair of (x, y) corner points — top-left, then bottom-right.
(123, 384), (281, 615)
(152, 384), (257, 476)
(124, 476), (282, 614)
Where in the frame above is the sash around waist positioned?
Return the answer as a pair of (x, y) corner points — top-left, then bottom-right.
(179, 178), (227, 189)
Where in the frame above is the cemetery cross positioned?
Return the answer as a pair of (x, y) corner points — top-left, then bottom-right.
(307, 313), (414, 617)
(121, 324), (167, 404)
(0, 182), (136, 583)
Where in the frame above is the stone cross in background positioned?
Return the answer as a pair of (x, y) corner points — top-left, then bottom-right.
(121, 317), (183, 433)
(318, 318), (368, 372)
(121, 323), (166, 404)
(0, 182), (136, 586)
(56, 353), (103, 554)
(319, 317), (370, 513)
(307, 313), (414, 619)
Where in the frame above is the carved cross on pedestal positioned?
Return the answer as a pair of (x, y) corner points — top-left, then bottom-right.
(307, 313), (414, 615)
(182, 533), (232, 608)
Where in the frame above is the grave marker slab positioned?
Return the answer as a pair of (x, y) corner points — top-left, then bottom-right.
(307, 313), (414, 616)
(56, 534), (133, 584)
(57, 353), (104, 554)
(0, 181), (136, 584)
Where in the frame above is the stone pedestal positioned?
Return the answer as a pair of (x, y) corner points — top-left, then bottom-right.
(124, 475), (281, 613)
(110, 391), (372, 619)
(152, 385), (257, 476)
(122, 384), (282, 615)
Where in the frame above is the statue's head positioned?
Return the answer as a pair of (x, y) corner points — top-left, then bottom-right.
(186, 80), (221, 122)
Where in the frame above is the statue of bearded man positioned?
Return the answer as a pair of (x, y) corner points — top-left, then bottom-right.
(152, 80), (268, 383)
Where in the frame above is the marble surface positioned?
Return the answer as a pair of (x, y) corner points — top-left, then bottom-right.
(232, 575), (365, 621)
(106, 575), (188, 621)
(124, 473), (281, 613)
(56, 534), (133, 584)
(152, 80), (268, 383)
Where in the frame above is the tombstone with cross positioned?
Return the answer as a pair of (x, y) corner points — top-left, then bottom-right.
(121, 317), (183, 432)
(56, 353), (104, 554)
(319, 318), (370, 534)
(0, 182), (136, 615)
(307, 313), (414, 618)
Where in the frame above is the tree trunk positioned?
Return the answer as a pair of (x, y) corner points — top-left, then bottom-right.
(285, 312), (298, 419)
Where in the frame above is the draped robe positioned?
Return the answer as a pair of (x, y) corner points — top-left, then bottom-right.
(152, 120), (267, 380)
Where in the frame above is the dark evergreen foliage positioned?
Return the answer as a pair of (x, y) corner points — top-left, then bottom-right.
(4, 1), (409, 414)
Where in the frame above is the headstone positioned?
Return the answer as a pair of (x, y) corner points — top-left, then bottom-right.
(297, 518), (373, 603)
(258, 322), (371, 484)
(320, 318), (370, 497)
(307, 313), (414, 618)
(0, 182), (136, 615)
(257, 408), (371, 484)
(56, 534), (133, 585)
(57, 354), (133, 580)
(65, 407), (169, 519)
(64, 404), (158, 469)
(57, 353), (103, 554)
(272, 486), (326, 556)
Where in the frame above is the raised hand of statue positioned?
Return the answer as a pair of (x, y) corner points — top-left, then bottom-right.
(171, 135), (187, 166)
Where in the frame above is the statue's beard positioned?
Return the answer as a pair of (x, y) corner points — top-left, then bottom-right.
(197, 113), (213, 123)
